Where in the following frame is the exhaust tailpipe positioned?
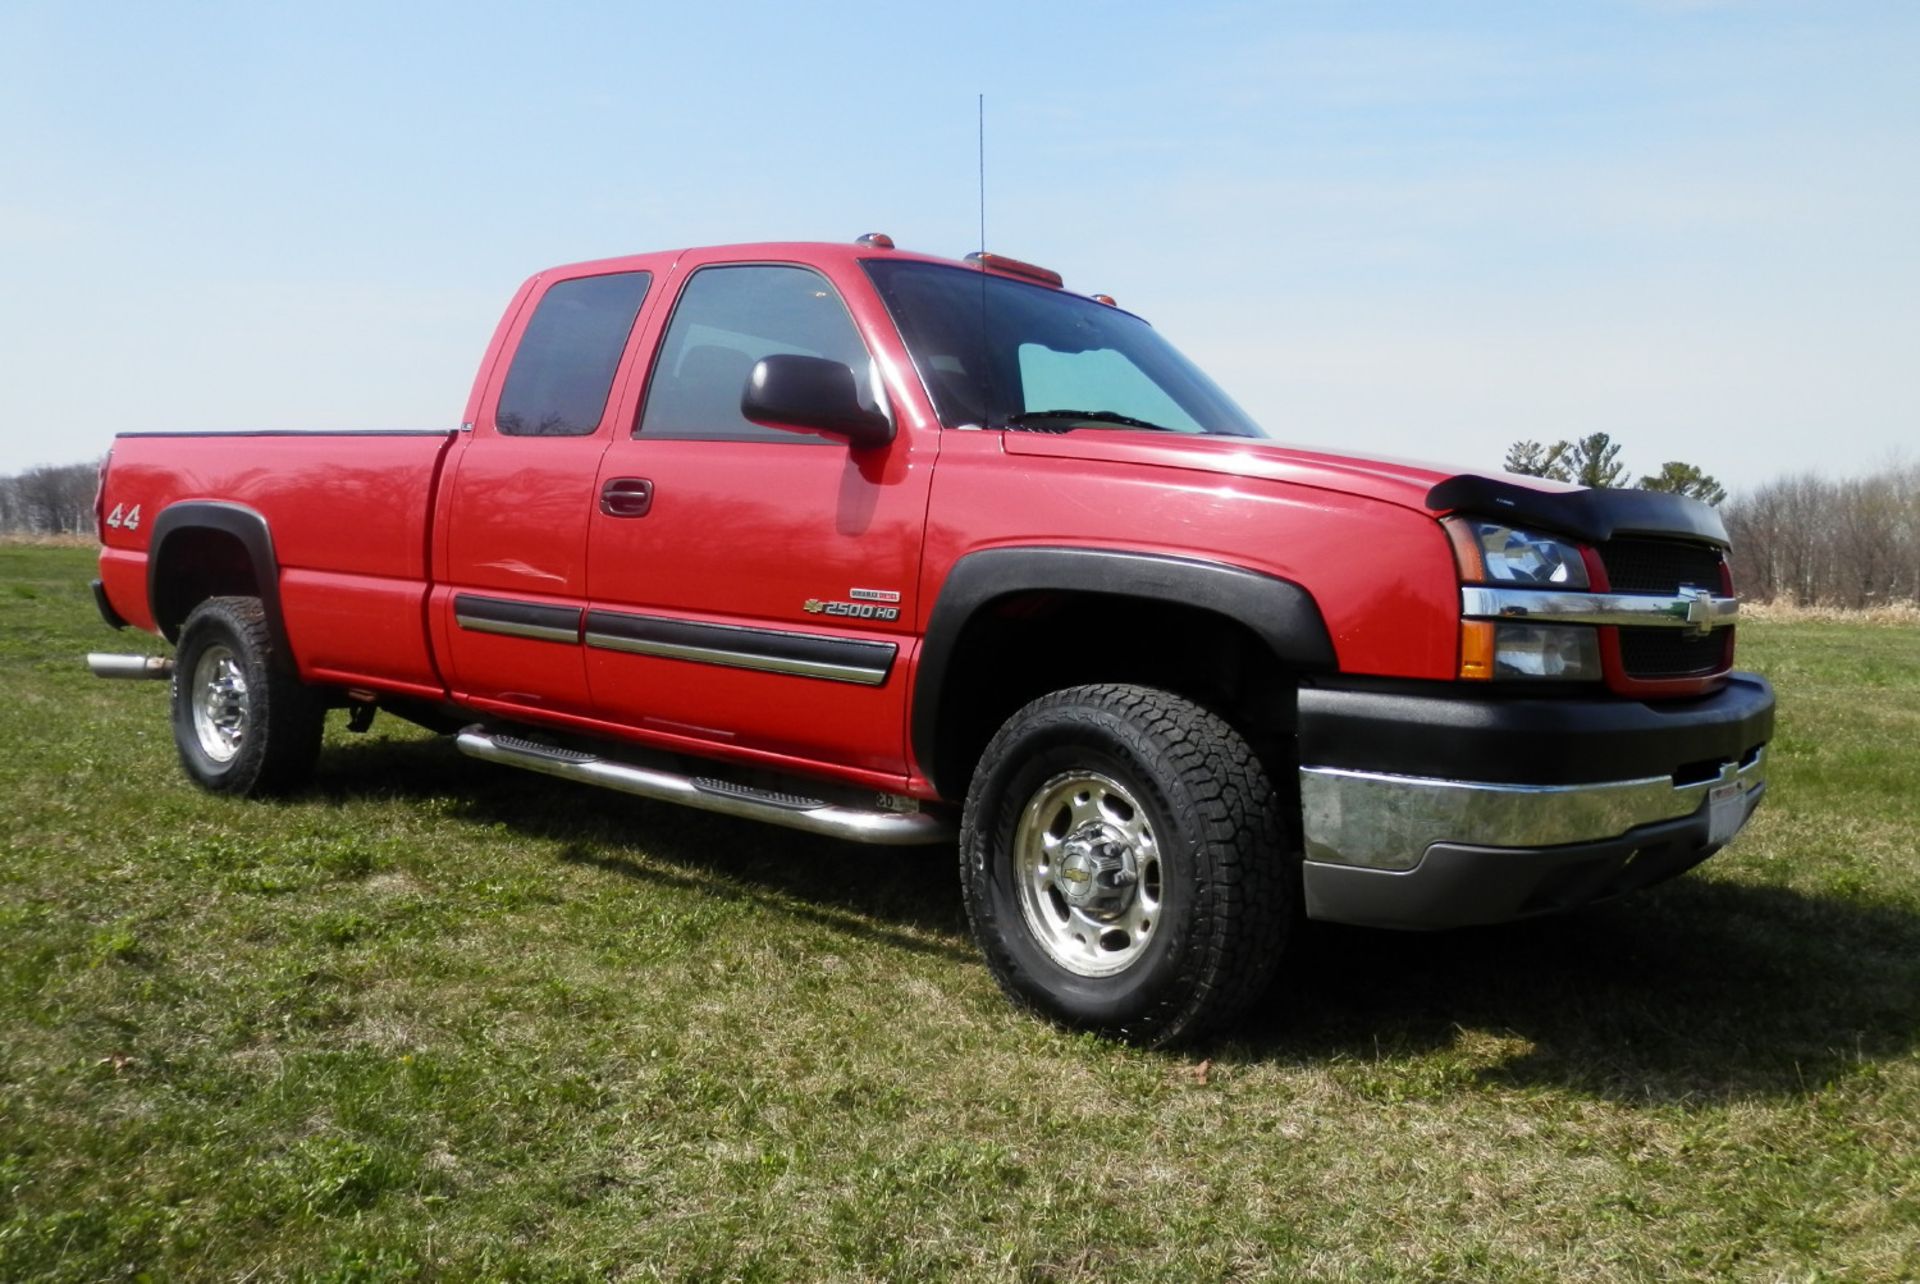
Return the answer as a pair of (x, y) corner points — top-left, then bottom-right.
(88, 653), (174, 680)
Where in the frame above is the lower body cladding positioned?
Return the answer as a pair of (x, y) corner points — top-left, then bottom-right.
(1295, 673), (1776, 930)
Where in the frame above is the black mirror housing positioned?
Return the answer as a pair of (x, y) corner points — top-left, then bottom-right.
(741, 354), (894, 450)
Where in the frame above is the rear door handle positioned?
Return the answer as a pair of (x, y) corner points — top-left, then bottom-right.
(600, 477), (653, 518)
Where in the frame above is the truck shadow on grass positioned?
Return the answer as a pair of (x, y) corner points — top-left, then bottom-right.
(317, 737), (1920, 1105)
(314, 735), (975, 962)
(1246, 880), (1920, 1104)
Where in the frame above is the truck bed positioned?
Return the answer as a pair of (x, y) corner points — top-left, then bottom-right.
(98, 430), (457, 696)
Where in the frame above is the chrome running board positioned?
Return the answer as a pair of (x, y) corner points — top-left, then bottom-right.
(455, 726), (953, 847)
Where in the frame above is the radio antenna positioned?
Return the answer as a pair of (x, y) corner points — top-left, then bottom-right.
(977, 92), (986, 254)
(974, 93), (997, 429)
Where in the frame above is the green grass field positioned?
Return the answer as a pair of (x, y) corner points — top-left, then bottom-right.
(3, 543), (1917, 1281)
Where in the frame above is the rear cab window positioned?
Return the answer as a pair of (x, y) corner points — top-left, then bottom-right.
(496, 271), (652, 436)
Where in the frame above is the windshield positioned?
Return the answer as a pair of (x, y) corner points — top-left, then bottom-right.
(862, 259), (1267, 438)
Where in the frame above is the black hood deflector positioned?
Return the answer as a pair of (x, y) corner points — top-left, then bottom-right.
(1425, 475), (1729, 548)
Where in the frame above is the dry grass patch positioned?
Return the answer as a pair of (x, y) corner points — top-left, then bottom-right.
(1743, 599), (1920, 625)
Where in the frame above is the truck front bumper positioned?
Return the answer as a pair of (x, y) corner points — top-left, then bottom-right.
(1296, 673), (1774, 929)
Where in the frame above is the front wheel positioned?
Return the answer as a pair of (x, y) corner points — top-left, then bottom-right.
(171, 596), (324, 796)
(959, 684), (1292, 1046)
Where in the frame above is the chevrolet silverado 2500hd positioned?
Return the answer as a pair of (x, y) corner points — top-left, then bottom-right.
(89, 236), (1773, 1044)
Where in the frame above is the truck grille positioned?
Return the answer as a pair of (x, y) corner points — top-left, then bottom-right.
(1619, 627), (1732, 678)
(1598, 537), (1725, 594)
(1597, 538), (1734, 681)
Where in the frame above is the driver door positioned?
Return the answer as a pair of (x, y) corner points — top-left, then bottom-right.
(583, 255), (934, 778)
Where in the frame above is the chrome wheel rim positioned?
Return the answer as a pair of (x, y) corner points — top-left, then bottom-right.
(190, 644), (249, 764)
(1013, 770), (1162, 977)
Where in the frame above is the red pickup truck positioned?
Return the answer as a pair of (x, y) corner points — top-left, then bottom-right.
(89, 236), (1773, 1044)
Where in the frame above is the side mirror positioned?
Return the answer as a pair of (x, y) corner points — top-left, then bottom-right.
(742, 354), (894, 450)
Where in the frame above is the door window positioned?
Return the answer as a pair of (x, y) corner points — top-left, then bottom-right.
(639, 265), (876, 443)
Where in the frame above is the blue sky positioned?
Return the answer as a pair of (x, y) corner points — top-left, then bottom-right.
(2, 0), (1914, 489)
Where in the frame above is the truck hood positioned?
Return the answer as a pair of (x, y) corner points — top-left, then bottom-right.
(1001, 430), (1728, 546)
(1000, 429), (1578, 512)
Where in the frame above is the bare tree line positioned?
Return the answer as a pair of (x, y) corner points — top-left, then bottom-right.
(1723, 461), (1920, 607)
(0, 460), (99, 537)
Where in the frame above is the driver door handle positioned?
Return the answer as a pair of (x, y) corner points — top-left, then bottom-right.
(600, 477), (653, 518)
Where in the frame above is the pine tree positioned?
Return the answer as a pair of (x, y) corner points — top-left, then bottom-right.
(1503, 439), (1573, 482)
(1565, 433), (1627, 488)
(1637, 461), (1728, 505)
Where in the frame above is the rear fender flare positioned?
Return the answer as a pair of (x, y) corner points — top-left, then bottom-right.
(147, 501), (288, 654)
(911, 547), (1338, 796)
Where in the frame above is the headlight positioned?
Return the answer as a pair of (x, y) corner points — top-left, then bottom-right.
(1446, 517), (1602, 681)
(1460, 619), (1604, 682)
(1445, 518), (1589, 589)
(1489, 623), (1600, 680)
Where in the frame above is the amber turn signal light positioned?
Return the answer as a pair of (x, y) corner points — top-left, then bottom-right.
(1459, 620), (1496, 680)
(1444, 517), (1488, 582)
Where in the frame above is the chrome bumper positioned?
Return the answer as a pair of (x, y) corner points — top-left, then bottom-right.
(1300, 747), (1767, 873)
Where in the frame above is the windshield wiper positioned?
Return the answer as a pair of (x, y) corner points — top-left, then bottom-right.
(1003, 409), (1182, 434)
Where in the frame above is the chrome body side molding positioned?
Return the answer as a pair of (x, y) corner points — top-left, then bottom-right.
(583, 611), (896, 686)
(452, 594), (583, 644)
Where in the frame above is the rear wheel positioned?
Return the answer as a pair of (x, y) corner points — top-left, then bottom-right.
(171, 596), (324, 795)
(960, 683), (1291, 1046)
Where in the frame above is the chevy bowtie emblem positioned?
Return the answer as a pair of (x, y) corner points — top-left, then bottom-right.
(1679, 587), (1717, 637)
(802, 599), (826, 614)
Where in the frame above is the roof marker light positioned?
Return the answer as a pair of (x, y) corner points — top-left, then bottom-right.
(1092, 294), (1117, 307)
(855, 232), (895, 249)
(964, 251), (1064, 287)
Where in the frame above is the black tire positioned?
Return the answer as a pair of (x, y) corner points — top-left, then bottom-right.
(959, 683), (1291, 1046)
(170, 596), (324, 796)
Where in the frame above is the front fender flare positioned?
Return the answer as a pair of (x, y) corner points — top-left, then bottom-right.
(911, 547), (1337, 795)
